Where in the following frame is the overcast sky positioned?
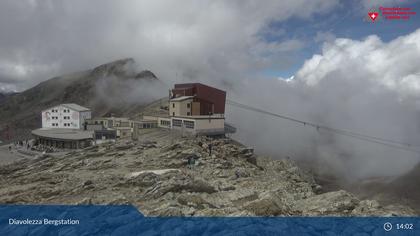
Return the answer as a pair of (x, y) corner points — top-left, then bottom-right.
(1, 0), (419, 92)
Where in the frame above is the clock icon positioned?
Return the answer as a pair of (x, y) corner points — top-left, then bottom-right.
(384, 222), (393, 231)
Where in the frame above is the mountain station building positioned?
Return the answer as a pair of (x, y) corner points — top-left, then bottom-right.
(140, 83), (235, 136)
(32, 103), (94, 149)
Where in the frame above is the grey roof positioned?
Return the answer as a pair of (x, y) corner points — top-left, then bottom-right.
(62, 103), (91, 112)
(32, 128), (93, 140)
(170, 96), (194, 102)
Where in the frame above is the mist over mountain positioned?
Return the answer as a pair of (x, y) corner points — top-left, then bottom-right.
(0, 58), (166, 142)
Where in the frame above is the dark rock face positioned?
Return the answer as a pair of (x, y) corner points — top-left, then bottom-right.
(91, 58), (135, 78)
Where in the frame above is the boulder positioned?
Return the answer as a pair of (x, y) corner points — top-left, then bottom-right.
(295, 190), (359, 216)
(243, 191), (292, 216)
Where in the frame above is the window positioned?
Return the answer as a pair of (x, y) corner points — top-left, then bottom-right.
(172, 119), (182, 127)
(160, 120), (170, 126)
(172, 112), (175, 116)
(187, 103), (190, 108)
(184, 120), (194, 129)
(172, 103), (175, 108)
(187, 112), (190, 116)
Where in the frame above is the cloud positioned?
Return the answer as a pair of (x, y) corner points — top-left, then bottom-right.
(314, 31), (336, 43)
(0, 0), (338, 91)
(296, 29), (420, 97)
(228, 28), (420, 181)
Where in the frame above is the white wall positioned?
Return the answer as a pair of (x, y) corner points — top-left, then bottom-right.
(169, 98), (193, 117)
(195, 118), (224, 131)
(41, 105), (91, 129)
(170, 117), (224, 134)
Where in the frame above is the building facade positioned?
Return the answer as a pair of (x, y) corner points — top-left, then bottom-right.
(137, 83), (231, 136)
(170, 83), (226, 116)
(171, 115), (225, 135)
(41, 104), (91, 129)
(32, 128), (93, 149)
(169, 96), (194, 117)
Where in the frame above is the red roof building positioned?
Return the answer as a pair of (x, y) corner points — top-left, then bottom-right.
(171, 83), (226, 116)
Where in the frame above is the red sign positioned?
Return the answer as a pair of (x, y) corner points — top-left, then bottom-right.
(368, 12), (379, 21)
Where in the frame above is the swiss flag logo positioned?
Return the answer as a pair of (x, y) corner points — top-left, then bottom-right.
(368, 12), (379, 21)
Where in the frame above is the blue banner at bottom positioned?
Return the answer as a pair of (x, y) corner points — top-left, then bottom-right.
(0, 205), (418, 235)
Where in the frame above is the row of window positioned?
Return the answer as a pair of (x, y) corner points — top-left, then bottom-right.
(184, 120), (194, 129)
(142, 123), (157, 128)
(172, 119), (194, 129)
(51, 109), (71, 113)
(172, 119), (182, 127)
(51, 116), (71, 120)
(172, 102), (192, 108)
(51, 123), (72, 127)
(160, 120), (171, 126)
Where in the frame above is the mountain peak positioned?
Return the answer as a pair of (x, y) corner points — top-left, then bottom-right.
(91, 58), (136, 78)
(90, 58), (158, 80)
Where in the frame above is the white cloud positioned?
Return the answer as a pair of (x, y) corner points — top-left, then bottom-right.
(0, 0), (339, 91)
(229, 28), (420, 181)
(296, 28), (420, 98)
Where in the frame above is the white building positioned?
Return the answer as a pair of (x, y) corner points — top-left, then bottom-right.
(41, 103), (91, 129)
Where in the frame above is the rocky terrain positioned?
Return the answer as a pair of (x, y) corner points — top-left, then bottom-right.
(0, 129), (415, 216)
(0, 58), (163, 143)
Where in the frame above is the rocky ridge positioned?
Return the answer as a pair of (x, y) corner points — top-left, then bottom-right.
(0, 129), (415, 216)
